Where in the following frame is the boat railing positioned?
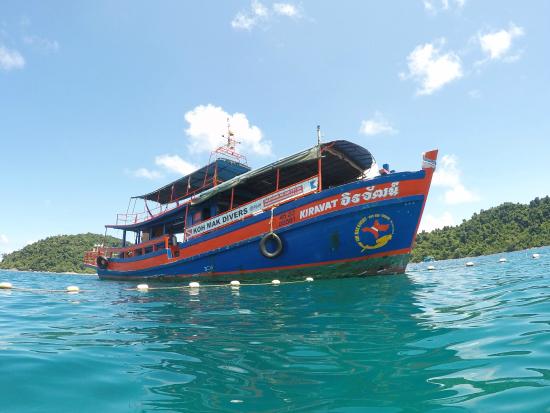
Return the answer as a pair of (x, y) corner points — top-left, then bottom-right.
(184, 175), (319, 240)
(114, 178), (220, 226)
(84, 236), (171, 265)
(115, 200), (187, 226)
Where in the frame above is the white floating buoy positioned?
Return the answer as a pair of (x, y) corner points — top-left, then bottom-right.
(532, 253), (540, 259)
(499, 258), (507, 263)
(271, 279), (281, 285)
(305, 277), (314, 282)
(466, 261), (475, 267)
(137, 283), (149, 291)
(427, 265), (436, 271)
(66, 285), (80, 293)
(230, 280), (241, 287)
(189, 282), (200, 288)
(0, 282), (13, 289)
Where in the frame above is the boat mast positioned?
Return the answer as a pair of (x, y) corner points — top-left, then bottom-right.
(210, 118), (248, 165)
(317, 125), (321, 146)
(317, 125), (323, 192)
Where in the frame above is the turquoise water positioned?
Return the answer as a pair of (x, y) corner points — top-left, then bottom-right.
(1, 248), (549, 412)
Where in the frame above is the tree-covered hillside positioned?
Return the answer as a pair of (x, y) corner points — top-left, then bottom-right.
(0, 233), (121, 274)
(412, 196), (550, 262)
(1, 198), (548, 273)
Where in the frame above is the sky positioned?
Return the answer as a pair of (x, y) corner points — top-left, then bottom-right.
(1, 0), (549, 255)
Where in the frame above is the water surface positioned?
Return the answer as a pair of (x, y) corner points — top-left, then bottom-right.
(1, 247), (549, 412)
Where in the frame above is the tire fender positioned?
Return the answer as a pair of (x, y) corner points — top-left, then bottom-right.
(259, 232), (283, 259)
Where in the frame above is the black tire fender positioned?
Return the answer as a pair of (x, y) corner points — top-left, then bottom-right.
(96, 255), (109, 270)
(259, 232), (283, 259)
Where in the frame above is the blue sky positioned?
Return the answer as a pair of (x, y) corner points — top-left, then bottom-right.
(1, 0), (549, 255)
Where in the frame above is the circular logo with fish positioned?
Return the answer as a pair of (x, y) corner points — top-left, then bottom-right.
(354, 214), (395, 252)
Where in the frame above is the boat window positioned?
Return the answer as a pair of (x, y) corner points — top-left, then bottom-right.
(202, 207), (211, 220)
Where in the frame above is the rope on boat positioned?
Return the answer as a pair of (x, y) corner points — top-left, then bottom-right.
(269, 207), (275, 232)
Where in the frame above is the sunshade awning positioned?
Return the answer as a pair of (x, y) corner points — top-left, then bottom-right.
(133, 158), (250, 204)
(190, 140), (375, 205)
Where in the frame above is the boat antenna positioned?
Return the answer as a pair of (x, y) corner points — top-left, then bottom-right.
(225, 118), (236, 149)
(209, 118), (248, 165)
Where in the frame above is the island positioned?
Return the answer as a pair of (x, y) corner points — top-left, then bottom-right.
(1, 196), (548, 273)
(412, 196), (550, 262)
(0, 233), (122, 274)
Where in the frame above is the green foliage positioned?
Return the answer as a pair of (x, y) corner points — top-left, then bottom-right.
(412, 196), (550, 262)
(0, 233), (122, 274)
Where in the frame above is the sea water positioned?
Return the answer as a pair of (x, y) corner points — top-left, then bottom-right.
(0, 247), (549, 412)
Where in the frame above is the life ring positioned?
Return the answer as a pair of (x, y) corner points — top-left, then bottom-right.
(96, 255), (109, 270)
(259, 232), (283, 259)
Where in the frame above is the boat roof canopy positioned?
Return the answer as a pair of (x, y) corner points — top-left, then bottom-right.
(133, 158), (251, 204)
(109, 140), (374, 231)
(191, 140), (375, 205)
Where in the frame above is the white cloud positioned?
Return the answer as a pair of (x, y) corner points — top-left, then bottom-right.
(433, 154), (460, 187)
(231, 13), (257, 31)
(155, 154), (197, 175)
(443, 183), (478, 204)
(252, 0), (269, 17)
(273, 3), (299, 17)
(231, 1), (301, 31)
(478, 24), (524, 61)
(419, 211), (455, 232)
(184, 104), (272, 156)
(401, 39), (463, 95)
(433, 154), (479, 204)
(129, 155), (197, 180)
(423, 0), (465, 13)
(131, 168), (163, 180)
(231, 0), (269, 31)
(0, 45), (25, 71)
(359, 112), (397, 136)
(23, 35), (60, 53)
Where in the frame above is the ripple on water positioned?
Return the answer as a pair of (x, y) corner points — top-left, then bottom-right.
(0, 247), (549, 412)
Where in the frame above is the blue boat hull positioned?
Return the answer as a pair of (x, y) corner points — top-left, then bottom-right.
(97, 186), (425, 281)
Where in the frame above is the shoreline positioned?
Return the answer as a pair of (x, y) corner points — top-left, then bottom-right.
(0, 268), (96, 276)
(410, 244), (548, 264)
(2, 244), (547, 276)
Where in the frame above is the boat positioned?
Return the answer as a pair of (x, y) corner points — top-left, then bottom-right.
(84, 127), (438, 281)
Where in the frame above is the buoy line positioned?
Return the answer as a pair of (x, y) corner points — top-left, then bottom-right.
(126, 278), (315, 291)
(0, 285), (83, 293)
(0, 278), (316, 294)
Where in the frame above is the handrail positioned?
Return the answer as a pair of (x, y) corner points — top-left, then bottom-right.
(106, 236), (169, 254)
(113, 177), (218, 226)
(185, 175), (319, 240)
(86, 175), (319, 265)
(84, 236), (171, 265)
